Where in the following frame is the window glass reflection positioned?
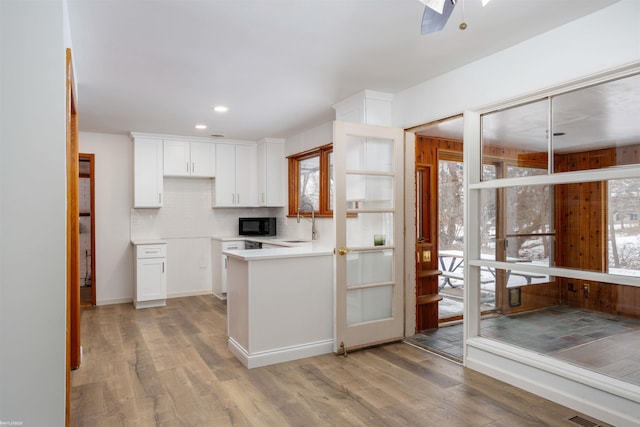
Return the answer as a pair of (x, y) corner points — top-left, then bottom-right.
(480, 282), (640, 386)
(481, 73), (640, 179)
(552, 73), (640, 171)
(482, 99), (549, 180)
(298, 155), (319, 211)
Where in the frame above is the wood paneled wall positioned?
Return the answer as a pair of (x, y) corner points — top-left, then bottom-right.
(483, 144), (548, 168)
(555, 143), (640, 318)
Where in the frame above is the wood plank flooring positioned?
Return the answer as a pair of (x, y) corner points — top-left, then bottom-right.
(71, 295), (607, 426)
(553, 329), (640, 385)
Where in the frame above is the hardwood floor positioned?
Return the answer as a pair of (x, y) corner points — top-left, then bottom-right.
(71, 295), (607, 426)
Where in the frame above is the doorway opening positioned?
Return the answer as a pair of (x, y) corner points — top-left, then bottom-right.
(79, 153), (95, 306)
(408, 116), (467, 360)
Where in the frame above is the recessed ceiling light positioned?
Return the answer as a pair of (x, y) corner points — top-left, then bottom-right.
(195, 124), (207, 130)
(213, 105), (229, 113)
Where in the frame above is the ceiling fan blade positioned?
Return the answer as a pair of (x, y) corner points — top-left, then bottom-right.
(421, 0), (456, 35)
(418, 0), (447, 14)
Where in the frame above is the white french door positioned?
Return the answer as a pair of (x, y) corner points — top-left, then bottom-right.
(333, 121), (405, 353)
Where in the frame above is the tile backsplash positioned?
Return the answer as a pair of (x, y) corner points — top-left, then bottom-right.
(130, 178), (284, 240)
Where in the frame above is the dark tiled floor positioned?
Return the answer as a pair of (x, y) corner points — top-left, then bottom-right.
(406, 321), (465, 361)
(406, 306), (640, 377)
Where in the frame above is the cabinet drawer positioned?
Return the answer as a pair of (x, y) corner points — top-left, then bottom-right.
(136, 244), (167, 259)
(222, 241), (244, 251)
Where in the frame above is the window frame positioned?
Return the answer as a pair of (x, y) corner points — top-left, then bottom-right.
(287, 143), (333, 218)
(468, 70), (640, 291)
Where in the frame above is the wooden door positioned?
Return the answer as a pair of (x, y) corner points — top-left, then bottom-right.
(415, 164), (441, 330)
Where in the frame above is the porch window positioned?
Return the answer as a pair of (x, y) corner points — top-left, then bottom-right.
(473, 71), (640, 387)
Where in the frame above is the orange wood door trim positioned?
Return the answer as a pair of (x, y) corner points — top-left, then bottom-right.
(66, 47), (80, 427)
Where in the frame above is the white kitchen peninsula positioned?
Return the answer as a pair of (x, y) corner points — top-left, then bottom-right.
(225, 243), (334, 368)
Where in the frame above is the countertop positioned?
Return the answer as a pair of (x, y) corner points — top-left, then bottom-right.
(131, 239), (167, 245)
(223, 241), (333, 261)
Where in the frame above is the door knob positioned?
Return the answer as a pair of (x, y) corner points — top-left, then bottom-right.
(337, 247), (351, 256)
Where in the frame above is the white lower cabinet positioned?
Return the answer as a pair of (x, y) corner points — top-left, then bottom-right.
(212, 239), (244, 299)
(133, 243), (167, 308)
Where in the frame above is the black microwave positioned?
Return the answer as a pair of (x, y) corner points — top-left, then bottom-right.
(238, 217), (277, 236)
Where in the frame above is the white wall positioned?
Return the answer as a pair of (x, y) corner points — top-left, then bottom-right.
(79, 132), (135, 304)
(392, 0), (640, 130)
(284, 121), (333, 156)
(0, 1), (67, 425)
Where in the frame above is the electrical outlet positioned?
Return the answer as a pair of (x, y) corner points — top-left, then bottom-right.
(423, 250), (431, 262)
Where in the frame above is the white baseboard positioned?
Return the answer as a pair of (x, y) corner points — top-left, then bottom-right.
(167, 289), (213, 298)
(228, 337), (334, 369)
(212, 292), (227, 301)
(96, 297), (132, 306)
(96, 291), (213, 307)
(134, 299), (166, 309)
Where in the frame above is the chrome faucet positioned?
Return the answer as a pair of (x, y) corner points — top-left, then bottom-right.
(297, 201), (318, 240)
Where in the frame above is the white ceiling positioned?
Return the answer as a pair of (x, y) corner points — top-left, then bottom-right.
(67, 0), (620, 141)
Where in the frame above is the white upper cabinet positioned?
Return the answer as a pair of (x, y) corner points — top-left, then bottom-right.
(163, 140), (189, 176)
(213, 143), (258, 207)
(163, 139), (215, 178)
(133, 136), (163, 208)
(257, 138), (286, 207)
(189, 142), (215, 177)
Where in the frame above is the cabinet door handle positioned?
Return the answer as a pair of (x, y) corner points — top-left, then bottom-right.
(232, 193), (235, 204)
(192, 162), (195, 173)
(186, 161), (189, 173)
(237, 193), (239, 205)
(158, 193), (162, 204)
(162, 262), (165, 273)
(224, 257), (227, 269)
